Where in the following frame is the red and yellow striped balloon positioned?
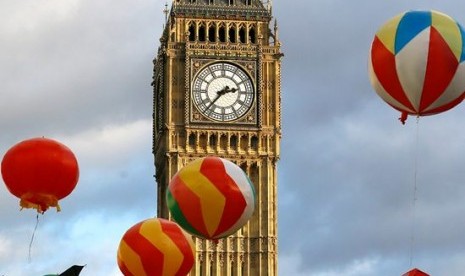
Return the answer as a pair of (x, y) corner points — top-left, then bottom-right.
(167, 156), (255, 240)
(117, 218), (195, 276)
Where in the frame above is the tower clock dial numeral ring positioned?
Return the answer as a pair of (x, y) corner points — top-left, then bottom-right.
(192, 62), (254, 122)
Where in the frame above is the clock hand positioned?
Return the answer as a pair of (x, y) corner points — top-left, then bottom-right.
(205, 93), (221, 110)
(219, 86), (237, 95)
(205, 86), (237, 110)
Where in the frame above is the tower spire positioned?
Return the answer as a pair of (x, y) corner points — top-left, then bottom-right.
(163, 2), (169, 28)
(163, 3), (169, 20)
(274, 18), (279, 42)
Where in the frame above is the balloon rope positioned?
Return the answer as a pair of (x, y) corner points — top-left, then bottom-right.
(28, 214), (40, 263)
(409, 117), (420, 267)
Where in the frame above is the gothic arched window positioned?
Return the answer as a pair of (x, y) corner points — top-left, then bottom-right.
(199, 133), (207, 148)
(219, 25), (226, 42)
(229, 26), (236, 43)
(198, 24), (206, 41)
(239, 26), (246, 43)
(230, 135), (238, 148)
(249, 27), (256, 44)
(251, 136), (259, 150)
(240, 135), (248, 151)
(209, 134), (217, 150)
(188, 23), (195, 41)
(208, 24), (216, 42)
(220, 134), (227, 150)
(189, 133), (196, 147)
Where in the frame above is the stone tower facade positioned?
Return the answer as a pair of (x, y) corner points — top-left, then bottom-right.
(152, 1), (282, 275)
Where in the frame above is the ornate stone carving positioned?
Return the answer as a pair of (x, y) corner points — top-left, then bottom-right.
(219, 252), (225, 267)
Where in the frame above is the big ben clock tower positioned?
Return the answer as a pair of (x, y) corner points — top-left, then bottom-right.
(152, 0), (282, 275)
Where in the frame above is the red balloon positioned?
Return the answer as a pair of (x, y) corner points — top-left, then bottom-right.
(1, 137), (79, 213)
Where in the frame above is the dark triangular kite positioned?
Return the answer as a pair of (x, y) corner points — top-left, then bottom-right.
(59, 265), (85, 276)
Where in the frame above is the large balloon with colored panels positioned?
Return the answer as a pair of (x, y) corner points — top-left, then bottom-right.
(369, 10), (465, 124)
(117, 218), (195, 276)
(1, 137), (79, 213)
(167, 156), (255, 240)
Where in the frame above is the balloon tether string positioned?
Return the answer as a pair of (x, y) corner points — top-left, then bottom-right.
(409, 116), (420, 267)
(28, 214), (40, 263)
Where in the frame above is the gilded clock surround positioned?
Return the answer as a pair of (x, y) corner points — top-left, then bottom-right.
(152, 1), (282, 275)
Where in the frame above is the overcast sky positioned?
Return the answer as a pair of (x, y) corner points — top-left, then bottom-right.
(2, 0), (465, 275)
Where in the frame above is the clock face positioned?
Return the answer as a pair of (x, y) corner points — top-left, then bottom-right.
(192, 62), (254, 122)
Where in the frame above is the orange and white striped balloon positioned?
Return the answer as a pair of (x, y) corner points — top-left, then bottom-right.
(117, 218), (195, 276)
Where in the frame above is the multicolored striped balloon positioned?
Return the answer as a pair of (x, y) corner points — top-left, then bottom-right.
(369, 10), (465, 124)
(117, 218), (195, 276)
(167, 156), (255, 240)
